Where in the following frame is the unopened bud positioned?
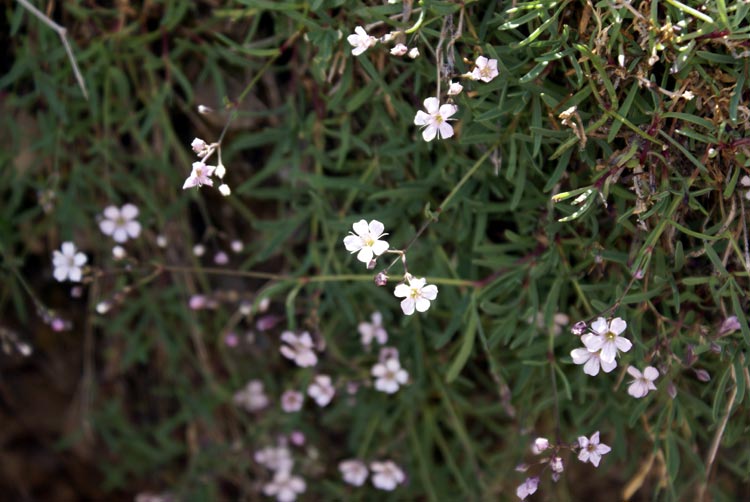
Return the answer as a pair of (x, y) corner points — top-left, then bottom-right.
(694, 368), (711, 382)
(571, 321), (587, 336)
(367, 259), (376, 270)
(374, 272), (388, 286)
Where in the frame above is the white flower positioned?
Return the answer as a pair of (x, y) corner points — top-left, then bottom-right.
(280, 331), (318, 367)
(516, 477), (539, 500)
(390, 43), (407, 56)
(393, 275), (438, 315)
(471, 56), (499, 82)
(531, 437), (549, 455)
(372, 358), (409, 394)
(370, 461), (405, 491)
(219, 184), (231, 196)
(52, 242), (87, 282)
(233, 379), (269, 412)
(99, 204), (141, 243)
(570, 347), (617, 376)
(582, 317), (632, 364)
(281, 390), (304, 412)
(339, 459), (368, 486)
(263, 470), (306, 502)
(307, 375), (335, 407)
(577, 431), (611, 467)
(447, 81), (463, 96)
(627, 365), (659, 398)
(182, 162), (215, 189)
(347, 26), (377, 56)
(343, 219), (389, 264)
(255, 445), (293, 472)
(413, 97), (457, 141)
(407, 47), (420, 59)
(358, 311), (388, 346)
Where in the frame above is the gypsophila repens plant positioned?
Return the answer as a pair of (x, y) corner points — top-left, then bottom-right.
(2, 0), (750, 499)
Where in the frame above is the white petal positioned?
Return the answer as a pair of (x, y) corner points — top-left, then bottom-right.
(600, 342), (617, 364)
(182, 175), (198, 189)
(74, 252), (87, 266)
(53, 266), (69, 282)
(437, 121), (454, 139)
(121, 203), (139, 219)
(68, 267), (82, 282)
(570, 348), (592, 364)
(423, 97), (440, 114)
(583, 356), (600, 376)
(591, 317), (608, 334)
(354, 26), (367, 37)
(415, 297), (431, 312)
(615, 336), (632, 353)
(628, 382), (646, 398)
(126, 221), (141, 238)
(581, 333), (603, 351)
(600, 357), (617, 373)
(627, 366), (642, 379)
(475, 56), (488, 67)
(400, 298), (415, 315)
(422, 125), (437, 142)
(609, 317), (627, 335)
(414, 110), (431, 126)
(368, 220), (385, 236)
(421, 284), (438, 300)
(643, 366), (659, 380)
(61, 242), (76, 256)
(103, 206), (119, 220)
(356, 246), (374, 263)
(393, 284), (410, 298)
(113, 228), (128, 243)
(439, 104), (457, 119)
(343, 235), (363, 252)
(409, 277), (426, 289)
(99, 220), (116, 236)
(280, 331), (297, 344)
(352, 219), (369, 236)
(371, 240), (389, 256)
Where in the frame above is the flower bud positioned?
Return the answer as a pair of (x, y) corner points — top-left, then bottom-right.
(694, 368), (711, 382)
(571, 321), (587, 336)
(374, 272), (388, 286)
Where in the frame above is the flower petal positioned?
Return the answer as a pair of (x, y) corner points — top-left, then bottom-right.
(439, 104), (457, 119)
(352, 219), (369, 236)
(570, 348), (592, 364)
(356, 246), (374, 263)
(591, 317), (608, 335)
(121, 204), (139, 219)
(414, 110), (431, 126)
(609, 317), (627, 335)
(422, 125), (438, 142)
(627, 366), (642, 379)
(643, 366), (659, 380)
(368, 220), (385, 236)
(423, 97), (439, 114)
(437, 121), (454, 139)
(415, 297), (431, 312)
(614, 336), (632, 353)
(393, 284), (410, 298)
(400, 298), (415, 315)
(343, 235), (363, 252)
(371, 240), (389, 256)
(421, 284), (438, 300)
(583, 355), (600, 376)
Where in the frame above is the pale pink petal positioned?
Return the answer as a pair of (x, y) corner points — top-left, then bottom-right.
(570, 348), (592, 364)
(422, 125), (438, 142)
(583, 356), (600, 376)
(113, 228), (128, 243)
(609, 317), (627, 335)
(103, 206), (120, 220)
(121, 204), (139, 219)
(53, 266), (68, 282)
(421, 284), (438, 300)
(600, 357), (617, 373)
(628, 381), (646, 398)
(437, 121), (454, 139)
(439, 104), (457, 119)
(627, 366), (642, 379)
(400, 298), (416, 315)
(581, 333), (603, 351)
(614, 336), (632, 353)
(73, 252), (87, 267)
(99, 220), (116, 235)
(591, 317), (608, 335)
(599, 342), (617, 363)
(126, 221), (141, 238)
(644, 366), (659, 380)
(423, 97), (440, 114)
(68, 267), (82, 282)
(281, 332), (297, 344)
(61, 242), (76, 256)
(409, 277), (426, 289)
(414, 110), (431, 126)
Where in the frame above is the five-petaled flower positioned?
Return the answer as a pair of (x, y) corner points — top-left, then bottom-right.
(414, 97), (458, 141)
(627, 365), (659, 398)
(99, 204), (141, 243)
(233, 379), (269, 412)
(307, 375), (335, 407)
(343, 219), (389, 264)
(370, 461), (405, 491)
(279, 331), (318, 367)
(371, 357), (409, 394)
(471, 56), (499, 82)
(393, 275), (438, 315)
(582, 317), (632, 364)
(52, 242), (88, 282)
(347, 26), (377, 56)
(183, 162), (216, 189)
(358, 311), (388, 347)
(263, 470), (306, 502)
(577, 431), (611, 467)
(339, 459), (369, 487)
(280, 390), (304, 412)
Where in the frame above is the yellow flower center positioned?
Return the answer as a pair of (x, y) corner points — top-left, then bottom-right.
(605, 331), (616, 341)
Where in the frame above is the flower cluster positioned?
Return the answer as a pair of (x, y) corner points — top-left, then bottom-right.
(279, 331), (318, 367)
(182, 136), (231, 196)
(255, 442), (306, 502)
(570, 317), (632, 376)
(233, 379), (269, 413)
(339, 459), (405, 491)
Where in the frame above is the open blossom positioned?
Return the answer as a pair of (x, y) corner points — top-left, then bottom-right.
(280, 390), (304, 412)
(339, 459), (368, 486)
(370, 461), (405, 491)
(577, 431), (611, 467)
(372, 358), (409, 394)
(570, 347), (617, 376)
(347, 26), (376, 56)
(99, 204), (141, 243)
(516, 477), (539, 500)
(280, 331), (318, 367)
(182, 161), (215, 189)
(263, 470), (306, 502)
(414, 97), (457, 141)
(627, 366), (659, 398)
(394, 275), (438, 315)
(358, 311), (388, 346)
(233, 379), (269, 412)
(471, 56), (499, 82)
(307, 375), (335, 407)
(52, 242), (87, 282)
(343, 219), (389, 263)
(582, 317), (632, 364)
(255, 445), (293, 472)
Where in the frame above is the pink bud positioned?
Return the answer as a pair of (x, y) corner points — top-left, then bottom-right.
(374, 272), (388, 286)
(571, 321), (587, 336)
(694, 368), (711, 382)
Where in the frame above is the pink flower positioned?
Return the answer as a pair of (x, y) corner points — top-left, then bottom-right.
(347, 26), (376, 56)
(339, 459), (368, 486)
(531, 437), (549, 454)
(279, 331), (318, 367)
(307, 375), (335, 407)
(358, 311), (388, 346)
(182, 162), (215, 189)
(370, 460), (405, 491)
(577, 431), (611, 467)
(281, 390), (304, 412)
(627, 366), (659, 398)
(470, 56), (499, 82)
(263, 470), (306, 502)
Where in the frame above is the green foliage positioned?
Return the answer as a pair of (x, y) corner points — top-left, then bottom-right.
(2, 0), (750, 499)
